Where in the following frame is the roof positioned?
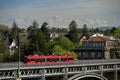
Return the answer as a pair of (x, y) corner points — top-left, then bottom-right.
(85, 36), (111, 42)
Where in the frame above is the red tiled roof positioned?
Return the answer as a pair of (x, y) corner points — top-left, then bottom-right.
(85, 36), (111, 42)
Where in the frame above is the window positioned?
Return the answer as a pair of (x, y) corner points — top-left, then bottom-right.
(98, 52), (102, 59)
(83, 52), (88, 59)
(93, 43), (95, 47)
(91, 52), (95, 59)
(99, 42), (101, 46)
(102, 43), (104, 46)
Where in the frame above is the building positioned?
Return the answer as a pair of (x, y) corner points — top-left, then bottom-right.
(75, 34), (113, 60)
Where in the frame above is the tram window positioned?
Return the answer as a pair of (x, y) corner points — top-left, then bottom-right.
(24, 57), (28, 63)
(62, 58), (67, 61)
(56, 58), (59, 62)
(47, 58), (52, 62)
(69, 58), (73, 60)
(53, 58), (59, 62)
(37, 59), (45, 63)
(35, 59), (41, 62)
(30, 59), (35, 61)
(52, 58), (55, 62)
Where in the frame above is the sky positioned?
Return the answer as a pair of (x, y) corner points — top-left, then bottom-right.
(0, 0), (120, 28)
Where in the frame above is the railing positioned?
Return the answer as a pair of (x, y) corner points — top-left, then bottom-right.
(0, 59), (120, 79)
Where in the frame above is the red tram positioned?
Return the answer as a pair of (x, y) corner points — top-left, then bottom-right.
(24, 55), (74, 65)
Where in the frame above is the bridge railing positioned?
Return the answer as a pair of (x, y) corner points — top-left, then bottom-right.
(0, 59), (120, 69)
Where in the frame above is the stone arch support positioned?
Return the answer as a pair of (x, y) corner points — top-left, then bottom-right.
(67, 73), (108, 80)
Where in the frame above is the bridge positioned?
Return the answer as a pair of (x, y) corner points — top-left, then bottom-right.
(0, 59), (120, 80)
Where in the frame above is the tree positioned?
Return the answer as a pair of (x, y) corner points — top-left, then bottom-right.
(82, 24), (88, 35)
(58, 37), (74, 51)
(110, 27), (116, 35)
(44, 37), (77, 60)
(28, 29), (45, 54)
(104, 29), (111, 36)
(29, 19), (39, 30)
(44, 41), (57, 55)
(114, 28), (120, 39)
(28, 20), (51, 54)
(0, 39), (9, 62)
(0, 24), (9, 40)
(68, 20), (79, 43)
(52, 45), (63, 55)
(41, 22), (48, 32)
(112, 28), (120, 59)
(10, 21), (20, 40)
(41, 22), (50, 42)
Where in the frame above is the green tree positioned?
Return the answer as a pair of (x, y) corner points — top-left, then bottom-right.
(0, 24), (9, 40)
(68, 20), (79, 43)
(28, 20), (51, 54)
(29, 19), (39, 30)
(114, 28), (120, 39)
(41, 22), (50, 42)
(82, 24), (88, 35)
(110, 27), (116, 35)
(104, 29), (111, 36)
(112, 28), (120, 59)
(45, 37), (77, 60)
(44, 41), (57, 55)
(0, 39), (9, 62)
(58, 37), (74, 51)
(28, 29), (45, 54)
(10, 21), (20, 39)
(52, 45), (63, 55)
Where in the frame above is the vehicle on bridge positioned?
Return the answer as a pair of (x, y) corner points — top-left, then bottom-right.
(24, 55), (74, 65)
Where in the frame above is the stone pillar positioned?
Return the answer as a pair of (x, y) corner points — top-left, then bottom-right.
(41, 69), (46, 80)
(114, 65), (118, 80)
(63, 67), (68, 80)
(100, 65), (103, 76)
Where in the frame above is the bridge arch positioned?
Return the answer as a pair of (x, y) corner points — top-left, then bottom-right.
(67, 73), (108, 80)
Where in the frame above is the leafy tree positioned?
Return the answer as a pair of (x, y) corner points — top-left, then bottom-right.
(10, 21), (20, 39)
(52, 45), (63, 55)
(28, 21), (50, 55)
(41, 22), (50, 42)
(0, 24), (9, 40)
(0, 39), (9, 62)
(68, 20), (79, 43)
(104, 29), (111, 36)
(41, 22), (48, 32)
(112, 28), (120, 59)
(29, 19), (39, 30)
(114, 28), (120, 39)
(52, 45), (77, 60)
(82, 24), (88, 35)
(58, 37), (74, 51)
(110, 27), (116, 35)
(28, 29), (45, 54)
(44, 41), (57, 55)
(45, 37), (77, 60)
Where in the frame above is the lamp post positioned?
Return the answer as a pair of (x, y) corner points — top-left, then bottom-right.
(64, 51), (68, 80)
(16, 35), (21, 80)
(0, 53), (3, 63)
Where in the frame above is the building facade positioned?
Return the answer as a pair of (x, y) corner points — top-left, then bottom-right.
(75, 34), (113, 60)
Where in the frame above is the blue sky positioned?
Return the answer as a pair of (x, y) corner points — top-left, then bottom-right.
(0, 0), (120, 28)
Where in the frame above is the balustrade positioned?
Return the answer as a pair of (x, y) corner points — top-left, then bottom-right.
(0, 59), (120, 80)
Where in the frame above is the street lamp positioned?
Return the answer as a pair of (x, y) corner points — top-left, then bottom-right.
(16, 35), (21, 80)
(0, 53), (3, 63)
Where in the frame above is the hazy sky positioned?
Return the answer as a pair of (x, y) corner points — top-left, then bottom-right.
(0, 0), (120, 28)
